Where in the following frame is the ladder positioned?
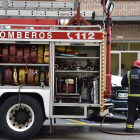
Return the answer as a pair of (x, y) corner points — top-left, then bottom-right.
(0, 0), (94, 20)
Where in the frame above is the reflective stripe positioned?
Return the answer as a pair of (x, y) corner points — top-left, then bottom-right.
(127, 71), (130, 95)
(126, 124), (134, 128)
(128, 94), (140, 97)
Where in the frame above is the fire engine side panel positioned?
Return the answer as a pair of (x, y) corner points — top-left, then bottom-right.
(0, 86), (51, 118)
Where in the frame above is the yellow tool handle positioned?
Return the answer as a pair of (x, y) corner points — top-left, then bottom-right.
(44, 44), (49, 64)
(37, 44), (43, 64)
(19, 68), (25, 85)
(13, 67), (18, 85)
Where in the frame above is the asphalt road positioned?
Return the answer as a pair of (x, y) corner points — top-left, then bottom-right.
(1, 114), (140, 140)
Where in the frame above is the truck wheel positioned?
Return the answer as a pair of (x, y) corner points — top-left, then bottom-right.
(0, 95), (44, 140)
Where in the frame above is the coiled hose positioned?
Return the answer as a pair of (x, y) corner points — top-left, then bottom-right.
(100, 115), (140, 135)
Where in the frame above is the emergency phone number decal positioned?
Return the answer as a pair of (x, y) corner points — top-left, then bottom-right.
(0, 31), (102, 40)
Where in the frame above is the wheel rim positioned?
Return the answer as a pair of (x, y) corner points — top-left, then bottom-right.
(6, 103), (34, 132)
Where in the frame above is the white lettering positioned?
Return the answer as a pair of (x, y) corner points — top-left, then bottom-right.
(67, 32), (73, 40)
(75, 33), (80, 39)
(25, 32), (29, 39)
(47, 32), (52, 39)
(8, 32), (14, 38)
(32, 32), (37, 39)
(88, 32), (95, 40)
(17, 32), (22, 38)
(0, 31), (6, 38)
(39, 32), (45, 39)
(81, 33), (86, 39)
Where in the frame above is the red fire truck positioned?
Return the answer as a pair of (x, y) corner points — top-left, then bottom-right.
(0, 1), (114, 140)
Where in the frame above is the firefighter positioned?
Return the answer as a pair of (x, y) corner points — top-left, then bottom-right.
(121, 59), (140, 133)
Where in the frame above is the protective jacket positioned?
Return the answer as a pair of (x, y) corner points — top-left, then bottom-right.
(121, 68), (140, 99)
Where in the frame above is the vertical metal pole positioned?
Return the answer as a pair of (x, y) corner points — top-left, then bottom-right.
(77, 2), (80, 30)
(106, 13), (112, 97)
(106, 17), (111, 74)
(101, 31), (105, 112)
(102, 0), (112, 98)
(50, 118), (52, 134)
(49, 42), (55, 118)
(119, 52), (121, 76)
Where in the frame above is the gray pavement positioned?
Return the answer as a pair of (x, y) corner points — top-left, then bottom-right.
(1, 115), (140, 140)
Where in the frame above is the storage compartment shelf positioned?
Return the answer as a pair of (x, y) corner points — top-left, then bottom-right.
(56, 93), (80, 95)
(55, 56), (99, 59)
(55, 70), (99, 73)
(0, 63), (49, 66)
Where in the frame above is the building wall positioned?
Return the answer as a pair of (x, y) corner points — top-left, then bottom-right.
(112, 22), (140, 41)
(11, 0), (140, 17)
(9, 0), (140, 41)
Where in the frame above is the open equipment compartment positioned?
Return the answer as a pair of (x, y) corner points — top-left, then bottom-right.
(52, 40), (103, 118)
(0, 43), (50, 87)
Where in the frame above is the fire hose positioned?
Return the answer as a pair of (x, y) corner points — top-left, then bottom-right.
(27, 68), (34, 85)
(17, 47), (23, 63)
(44, 44), (49, 64)
(0, 53), (49, 107)
(10, 45), (17, 63)
(24, 47), (30, 63)
(5, 67), (12, 85)
(37, 44), (43, 64)
(31, 46), (37, 63)
(100, 115), (140, 135)
(3, 47), (9, 63)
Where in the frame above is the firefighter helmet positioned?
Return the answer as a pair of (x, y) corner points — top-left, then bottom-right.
(133, 59), (140, 68)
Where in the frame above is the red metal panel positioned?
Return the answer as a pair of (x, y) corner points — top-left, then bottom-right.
(0, 31), (102, 40)
(105, 74), (112, 98)
(0, 18), (57, 29)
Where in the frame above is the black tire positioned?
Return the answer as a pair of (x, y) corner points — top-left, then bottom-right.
(0, 95), (44, 140)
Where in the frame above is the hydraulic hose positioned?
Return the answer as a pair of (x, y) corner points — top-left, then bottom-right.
(100, 115), (140, 135)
